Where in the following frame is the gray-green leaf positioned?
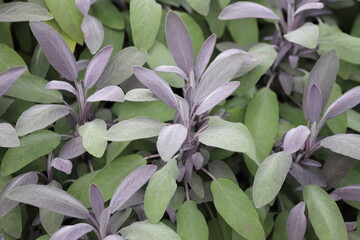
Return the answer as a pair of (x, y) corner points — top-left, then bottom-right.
(321, 134), (360, 160)
(284, 23), (319, 49)
(0, 2), (53, 22)
(211, 178), (265, 240)
(303, 185), (348, 240)
(253, 152), (292, 208)
(185, 0), (210, 16)
(144, 159), (179, 223)
(0, 123), (19, 148)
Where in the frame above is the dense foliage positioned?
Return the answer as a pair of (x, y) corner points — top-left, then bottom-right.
(0, 0), (360, 239)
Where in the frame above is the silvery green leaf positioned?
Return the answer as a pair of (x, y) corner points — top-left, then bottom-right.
(283, 126), (310, 154)
(287, 202), (307, 240)
(133, 66), (178, 109)
(86, 86), (124, 102)
(97, 47), (147, 88)
(45, 80), (77, 96)
(0, 67), (26, 97)
(81, 14), (104, 54)
(106, 117), (165, 142)
(219, 1), (279, 20)
(29, 22), (78, 81)
(15, 104), (69, 136)
(51, 158), (72, 175)
(303, 49), (339, 121)
(120, 220), (181, 240)
(7, 185), (90, 219)
(195, 81), (239, 115)
(84, 45), (113, 89)
(194, 49), (246, 103)
(321, 134), (360, 160)
(322, 86), (360, 121)
(103, 235), (123, 240)
(165, 11), (194, 74)
(284, 23), (319, 49)
(195, 34), (216, 78)
(78, 119), (107, 158)
(124, 89), (159, 102)
(110, 165), (157, 213)
(294, 2), (324, 16)
(157, 124), (187, 161)
(0, 172), (38, 218)
(144, 159), (178, 223)
(0, 2), (53, 22)
(0, 123), (19, 148)
(59, 137), (86, 160)
(253, 152), (292, 208)
(50, 223), (93, 240)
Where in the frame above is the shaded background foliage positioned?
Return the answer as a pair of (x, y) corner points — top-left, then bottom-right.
(0, 0), (360, 240)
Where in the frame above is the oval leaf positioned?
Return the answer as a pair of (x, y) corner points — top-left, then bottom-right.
(78, 119), (107, 158)
(81, 15), (104, 54)
(283, 126), (310, 155)
(86, 86), (124, 103)
(219, 1), (279, 20)
(321, 134), (360, 160)
(157, 124), (187, 161)
(0, 123), (20, 148)
(287, 202), (307, 240)
(284, 23), (319, 49)
(0, 2), (53, 22)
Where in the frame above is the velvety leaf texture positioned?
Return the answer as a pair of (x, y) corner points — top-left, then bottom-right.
(287, 202), (307, 240)
(0, 67), (26, 97)
(283, 126), (310, 155)
(0, 123), (20, 148)
(0, 2), (53, 22)
(157, 124), (187, 161)
(219, 2), (279, 20)
(321, 134), (360, 160)
(50, 223), (93, 240)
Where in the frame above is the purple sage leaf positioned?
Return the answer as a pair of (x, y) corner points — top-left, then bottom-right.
(278, 72), (293, 96)
(89, 184), (104, 221)
(51, 158), (73, 175)
(191, 152), (204, 170)
(307, 83), (322, 123)
(84, 45), (113, 89)
(195, 34), (217, 78)
(331, 185), (360, 202)
(81, 15), (104, 55)
(59, 137), (86, 159)
(283, 125), (310, 154)
(7, 185), (90, 219)
(287, 202), (307, 240)
(133, 66), (178, 109)
(165, 11), (194, 74)
(195, 81), (240, 115)
(77, 60), (90, 72)
(50, 223), (93, 240)
(110, 165), (157, 213)
(86, 85), (124, 102)
(0, 172), (38, 218)
(294, 2), (324, 16)
(29, 21), (78, 81)
(219, 2), (279, 20)
(46, 80), (77, 96)
(75, 0), (92, 15)
(0, 67), (26, 97)
(155, 65), (189, 81)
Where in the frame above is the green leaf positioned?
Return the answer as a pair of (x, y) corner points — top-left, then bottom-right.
(348, 110), (360, 132)
(236, 44), (277, 97)
(144, 159), (178, 223)
(272, 211), (289, 240)
(68, 155), (145, 207)
(245, 88), (279, 161)
(5, 75), (62, 103)
(0, 123), (19, 148)
(15, 104), (69, 136)
(321, 134), (360, 160)
(0, 206), (22, 238)
(325, 84), (347, 134)
(0, 22), (13, 48)
(98, 47), (147, 88)
(303, 185), (348, 240)
(78, 119), (107, 158)
(44, 0), (84, 44)
(1, 130), (60, 176)
(112, 101), (175, 122)
(284, 23), (319, 49)
(253, 152), (292, 208)
(211, 178), (265, 240)
(318, 24), (360, 64)
(130, 0), (162, 51)
(177, 201), (209, 240)
(106, 117), (165, 142)
(189, 172), (204, 198)
(120, 220), (181, 240)
(0, 2), (53, 22)
(0, 43), (28, 74)
(185, 0), (210, 16)
(147, 41), (185, 88)
(91, 0), (124, 30)
(227, 18), (258, 48)
(204, 0), (225, 37)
